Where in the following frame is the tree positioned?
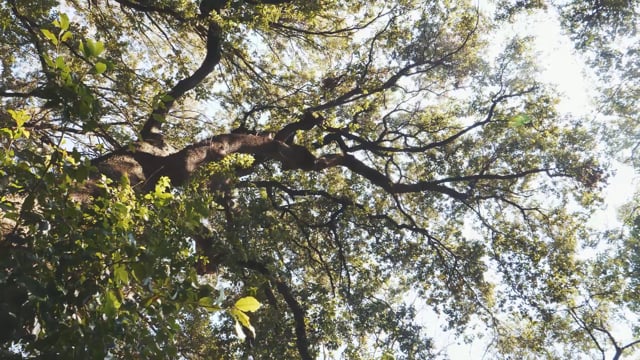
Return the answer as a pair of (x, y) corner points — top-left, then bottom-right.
(0, 0), (630, 358)
(495, 1), (640, 359)
(498, 0), (640, 165)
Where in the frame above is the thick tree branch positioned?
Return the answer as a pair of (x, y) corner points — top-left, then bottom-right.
(274, 111), (324, 143)
(140, 21), (222, 142)
(92, 134), (318, 191)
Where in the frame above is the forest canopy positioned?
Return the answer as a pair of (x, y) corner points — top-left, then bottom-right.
(1, 0), (639, 359)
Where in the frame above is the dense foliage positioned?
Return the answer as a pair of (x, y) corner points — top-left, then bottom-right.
(1, 0), (639, 358)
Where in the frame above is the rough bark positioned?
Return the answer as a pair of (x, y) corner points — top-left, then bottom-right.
(90, 133), (319, 192)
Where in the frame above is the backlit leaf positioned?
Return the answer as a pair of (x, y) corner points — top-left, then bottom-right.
(95, 62), (107, 74)
(40, 29), (58, 45)
(234, 296), (262, 312)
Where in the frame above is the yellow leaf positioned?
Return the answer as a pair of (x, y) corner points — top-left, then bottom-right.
(230, 308), (250, 327)
(234, 296), (261, 312)
(8, 109), (30, 126)
(230, 308), (255, 339)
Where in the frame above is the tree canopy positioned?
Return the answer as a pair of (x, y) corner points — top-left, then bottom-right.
(1, 0), (639, 358)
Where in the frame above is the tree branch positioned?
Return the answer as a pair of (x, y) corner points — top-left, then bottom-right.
(239, 260), (313, 360)
(112, 0), (189, 21)
(140, 21), (222, 142)
(0, 90), (43, 98)
(246, 0), (295, 4)
(432, 168), (552, 185)
(322, 88), (538, 155)
(335, 154), (468, 200)
(274, 111), (324, 143)
(568, 307), (605, 359)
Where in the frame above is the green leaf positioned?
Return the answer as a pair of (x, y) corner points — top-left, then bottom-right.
(40, 29), (58, 45)
(16, 128), (30, 139)
(142, 294), (160, 308)
(84, 39), (105, 57)
(0, 128), (13, 139)
(94, 41), (105, 56)
(154, 176), (171, 194)
(381, 352), (396, 360)
(94, 62), (107, 74)
(510, 113), (532, 127)
(60, 31), (72, 43)
(215, 287), (225, 305)
(59, 13), (70, 31)
(234, 296), (261, 312)
(104, 290), (122, 317)
(114, 264), (129, 285)
(55, 56), (65, 69)
(198, 296), (214, 306)
(130, 263), (147, 281)
(151, 113), (166, 122)
(198, 296), (221, 311)
(43, 54), (54, 68)
(234, 319), (247, 340)
(230, 308), (256, 341)
(160, 94), (175, 102)
(85, 39), (96, 56)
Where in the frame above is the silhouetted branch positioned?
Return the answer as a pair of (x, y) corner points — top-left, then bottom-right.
(239, 260), (313, 360)
(140, 22), (222, 142)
